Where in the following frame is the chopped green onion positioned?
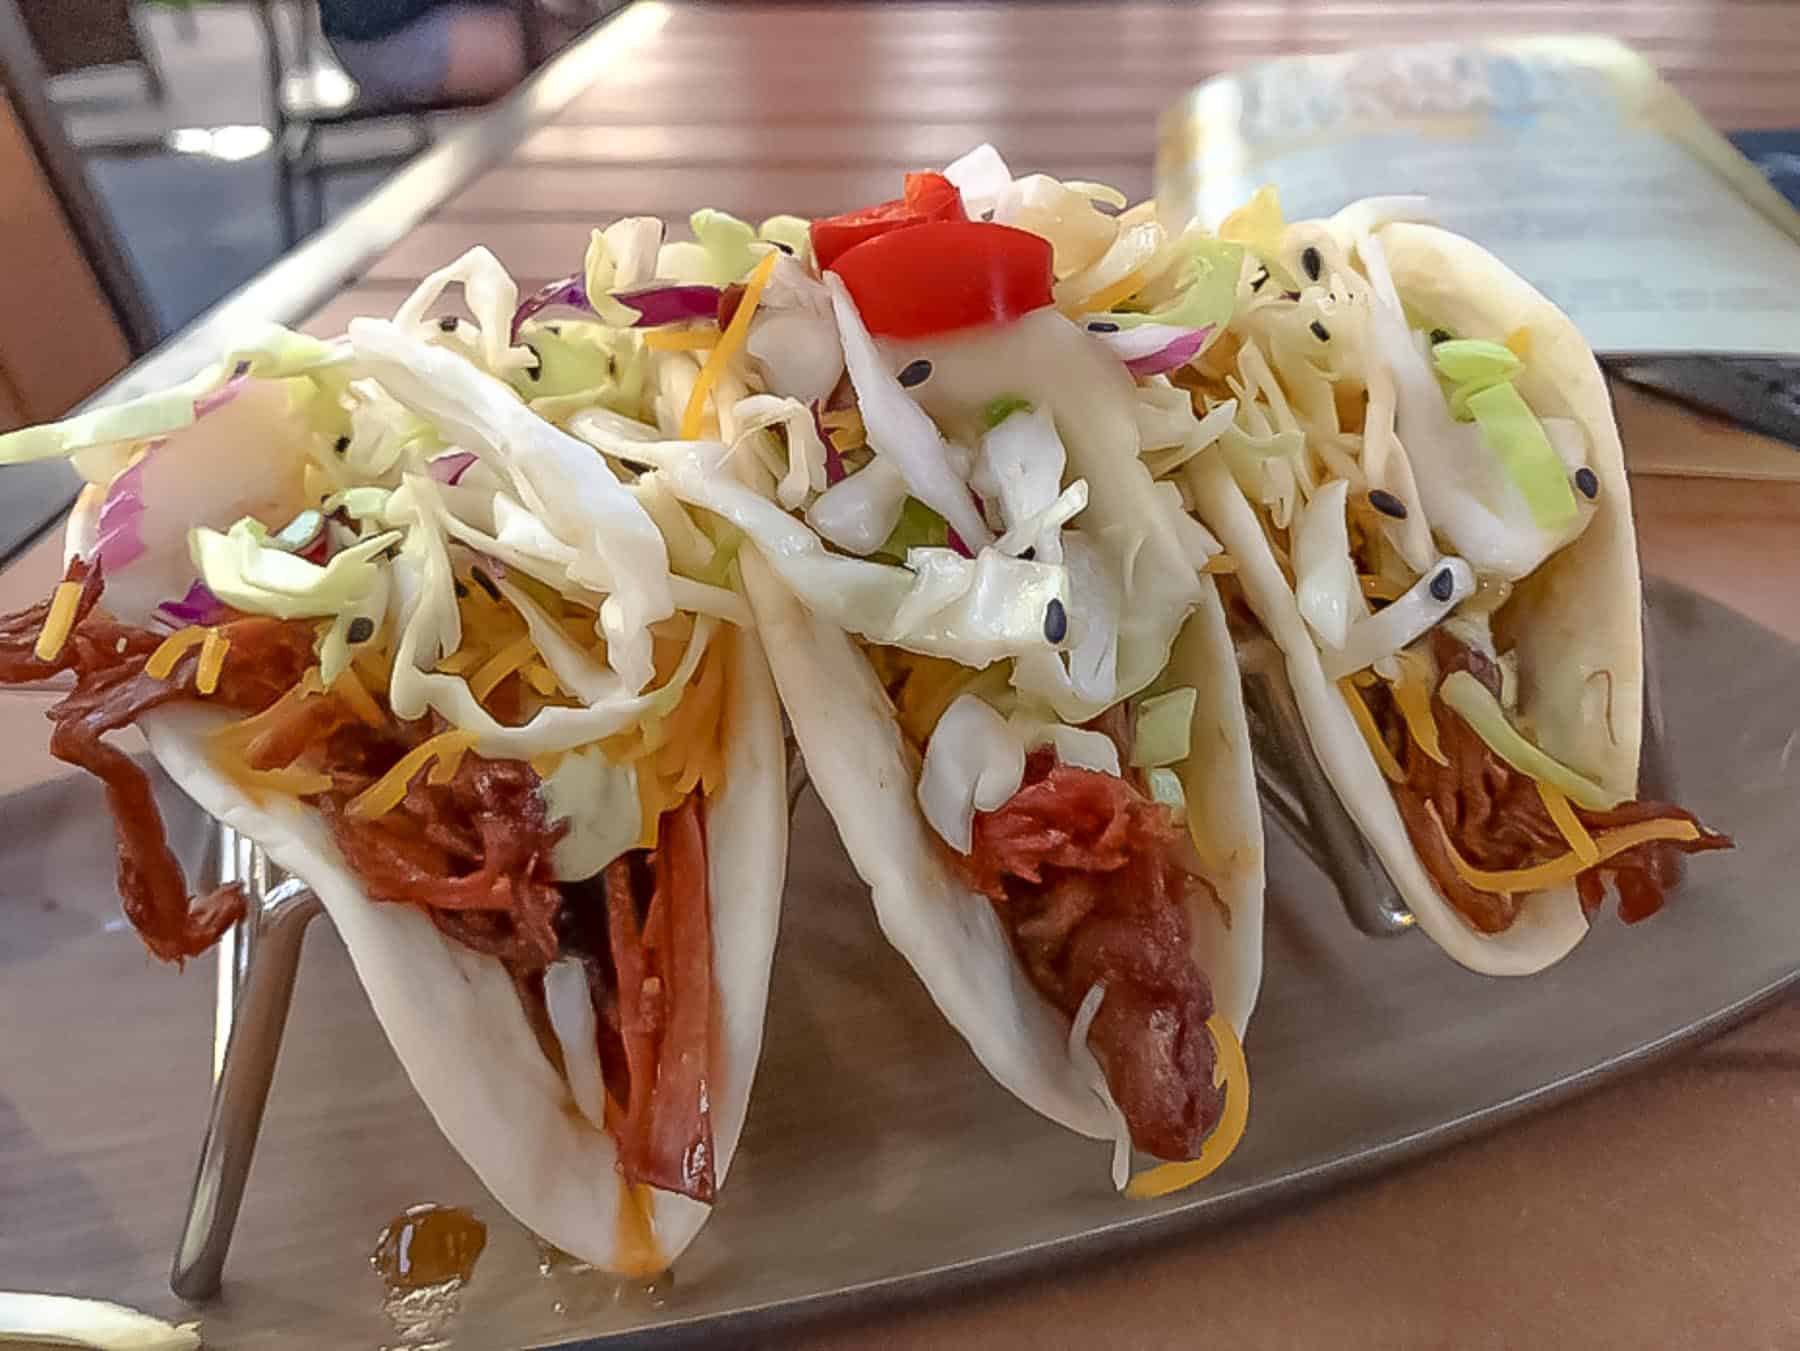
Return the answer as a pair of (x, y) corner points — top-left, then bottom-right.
(270, 509), (324, 552)
(1439, 670), (1624, 811)
(1129, 686), (1197, 768)
(325, 486), (391, 520)
(872, 496), (949, 563)
(691, 208), (761, 284)
(1108, 238), (1243, 333)
(1432, 338), (1521, 385)
(983, 394), (1034, 429)
(758, 214), (811, 257)
(1463, 382), (1580, 531)
(191, 517), (401, 621)
(1147, 766), (1187, 811)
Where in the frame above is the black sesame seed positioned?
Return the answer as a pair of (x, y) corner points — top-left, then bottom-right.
(1430, 328), (1453, 346)
(470, 567), (502, 602)
(524, 344), (542, 381)
(897, 359), (933, 388)
(1086, 320), (1120, 333)
(1250, 268), (1270, 293)
(1043, 597), (1068, 645)
(1429, 568), (1455, 602)
(454, 580), (470, 599)
(1301, 246), (1322, 281)
(1574, 467), (1599, 499)
(1368, 488), (1408, 519)
(1310, 319), (1331, 342)
(547, 323), (562, 336)
(333, 435), (351, 454)
(772, 240), (795, 255)
(233, 360), (251, 378)
(1020, 546), (1036, 562)
(438, 316), (459, 333)
(346, 617), (375, 645)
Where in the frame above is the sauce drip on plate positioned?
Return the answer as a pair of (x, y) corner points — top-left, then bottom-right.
(371, 1204), (488, 1293)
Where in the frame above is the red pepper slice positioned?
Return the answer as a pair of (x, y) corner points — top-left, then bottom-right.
(827, 221), (1055, 339)
(809, 171), (967, 271)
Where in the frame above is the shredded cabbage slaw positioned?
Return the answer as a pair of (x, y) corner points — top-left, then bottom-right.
(7, 146), (1301, 1194)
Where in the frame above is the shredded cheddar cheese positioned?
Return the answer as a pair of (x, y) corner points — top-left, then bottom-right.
(330, 666), (385, 727)
(820, 408), (867, 453)
(1535, 781), (1600, 867)
(469, 634), (538, 704)
(347, 730), (478, 820)
(523, 660), (560, 697)
(1503, 326), (1533, 360)
(1339, 677), (1404, 784)
(1125, 1013), (1250, 1198)
(868, 646), (993, 750)
(436, 647), (484, 676)
(644, 327), (719, 351)
(1200, 555), (1239, 575)
(1387, 652), (1446, 767)
(213, 669), (323, 743)
(1425, 803), (1700, 894)
(1076, 267), (1149, 315)
(605, 625), (732, 842)
(146, 627), (211, 680)
(427, 739), (470, 787)
(34, 581), (84, 662)
(208, 753), (335, 804)
(1359, 574), (1407, 602)
(682, 251), (779, 441)
(196, 630), (229, 695)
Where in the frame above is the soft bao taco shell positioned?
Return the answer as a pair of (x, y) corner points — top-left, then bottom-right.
(82, 470), (790, 1268)
(1188, 220), (1643, 975)
(738, 546), (1263, 1150)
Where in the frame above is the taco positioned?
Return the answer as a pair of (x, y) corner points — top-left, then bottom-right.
(1161, 191), (1729, 974)
(539, 149), (1264, 1193)
(0, 248), (788, 1273)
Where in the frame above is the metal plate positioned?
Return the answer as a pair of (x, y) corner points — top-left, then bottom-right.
(0, 577), (1793, 1348)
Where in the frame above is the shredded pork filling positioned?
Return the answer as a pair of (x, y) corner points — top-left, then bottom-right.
(1376, 632), (1731, 933)
(0, 561), (718, 1202)
(962, 748), (1222, 1161)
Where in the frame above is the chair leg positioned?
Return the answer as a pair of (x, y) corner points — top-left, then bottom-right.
(275, 142), (300, 250)
(304, 130), (326, 236)
(273, 117), (305, 250)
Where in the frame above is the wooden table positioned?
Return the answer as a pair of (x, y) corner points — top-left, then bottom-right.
(4, 3), (1798, 1346)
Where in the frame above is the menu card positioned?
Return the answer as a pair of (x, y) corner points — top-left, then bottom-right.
(1156, 36), (1800, 358)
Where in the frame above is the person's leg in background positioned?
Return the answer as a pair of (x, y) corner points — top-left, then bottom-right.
(326, 4), (526, 106)
(438, 4), (527, 101)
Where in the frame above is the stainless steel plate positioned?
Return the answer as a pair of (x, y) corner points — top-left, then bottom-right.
(0, 578), (1794, 1348)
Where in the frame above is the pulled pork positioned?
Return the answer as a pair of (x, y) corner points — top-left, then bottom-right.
(1, 564), (718, 1202)
(963, 750), (1222, 1162)
(1377, 631), (1731, 933)
(0, 560), (313, 959)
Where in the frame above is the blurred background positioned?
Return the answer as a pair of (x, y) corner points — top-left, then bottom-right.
(2, 0), (1795, 552)
(4, 0), (609, 339)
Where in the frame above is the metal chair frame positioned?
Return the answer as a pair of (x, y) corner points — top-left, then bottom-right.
(250, 0), (550, 246)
